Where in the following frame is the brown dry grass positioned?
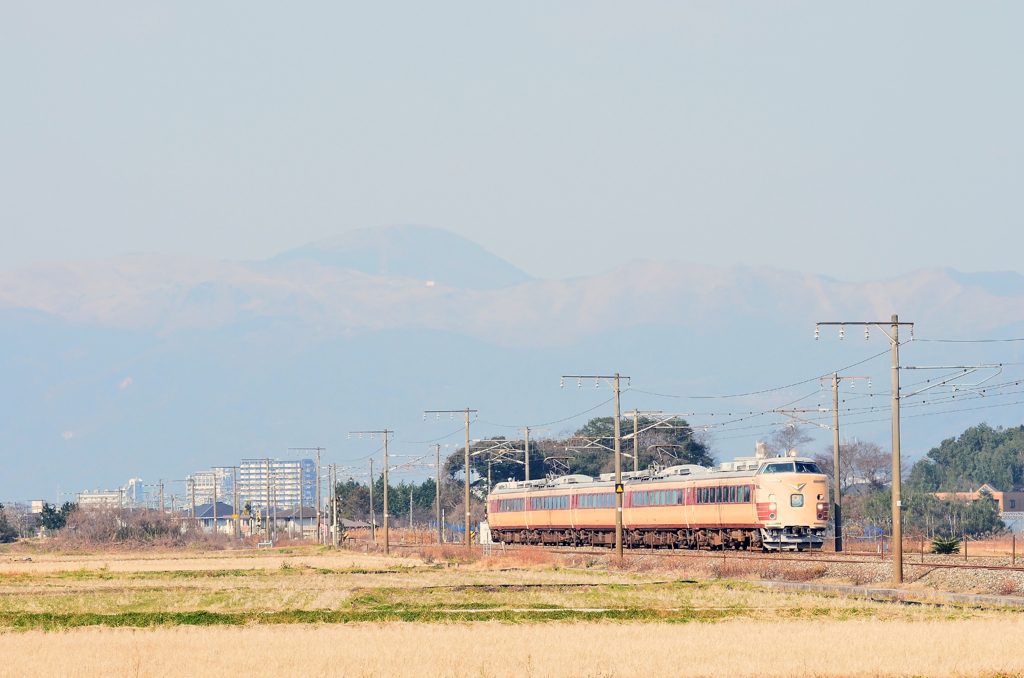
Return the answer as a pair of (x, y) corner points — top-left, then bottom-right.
(4, 619), (1024, 678)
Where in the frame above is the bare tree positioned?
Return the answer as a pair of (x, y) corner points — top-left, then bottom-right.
(767, 425), (815, 457)
(813, 440), (892, 492)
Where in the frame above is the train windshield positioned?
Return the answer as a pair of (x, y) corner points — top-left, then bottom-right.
(795, 462), (822, 474)
(761, 462), (795, 474)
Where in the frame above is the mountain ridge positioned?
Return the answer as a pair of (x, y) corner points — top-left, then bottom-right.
(3, 227), (1024, 499)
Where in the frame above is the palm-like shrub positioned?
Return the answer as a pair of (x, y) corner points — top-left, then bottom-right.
(931, 536), (961, 554)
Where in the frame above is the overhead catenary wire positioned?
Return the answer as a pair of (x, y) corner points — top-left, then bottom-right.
(631, 346), (893, 400)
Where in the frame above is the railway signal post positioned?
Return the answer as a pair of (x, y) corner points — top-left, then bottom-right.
(817, 314), (914, 584)
(562, 374), (629, 561)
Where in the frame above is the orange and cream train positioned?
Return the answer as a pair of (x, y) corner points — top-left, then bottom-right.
(486, 454), (828, 551)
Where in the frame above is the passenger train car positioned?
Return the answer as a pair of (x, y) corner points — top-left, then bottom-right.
(487, 453), (828, 551)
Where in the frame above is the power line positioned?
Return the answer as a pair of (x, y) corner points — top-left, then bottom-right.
(479, 396), (615, 429)
(916, 337), (1024, 343)
(631, 347), (893, 400)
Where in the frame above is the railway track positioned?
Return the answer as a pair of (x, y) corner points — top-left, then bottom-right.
(380, 540), (1024, 573)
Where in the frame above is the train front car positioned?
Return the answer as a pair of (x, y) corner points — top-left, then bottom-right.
(755, 456), (828, 551)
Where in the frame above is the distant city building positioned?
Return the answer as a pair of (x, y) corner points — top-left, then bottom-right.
(187, 468), (234, 506)
(238, 458), (316, 510)
(29, 500), (45, 514)
(76, 490), (122, 507)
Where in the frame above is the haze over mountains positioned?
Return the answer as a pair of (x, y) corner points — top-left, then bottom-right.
(3, 226), (1024, 500)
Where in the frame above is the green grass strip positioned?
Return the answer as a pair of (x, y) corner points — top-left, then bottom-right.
(0, 607), (739, 631)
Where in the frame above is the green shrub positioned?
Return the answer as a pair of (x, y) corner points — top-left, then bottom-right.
(931, 536), (961, 554)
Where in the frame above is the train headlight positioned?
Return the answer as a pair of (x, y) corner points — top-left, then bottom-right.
(768, 502), (777, 511)
(817, 503), (825, 511)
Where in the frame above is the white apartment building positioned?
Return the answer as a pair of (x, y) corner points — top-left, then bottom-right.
(237, 458), (316, 511)
(187, 468), (234, 506)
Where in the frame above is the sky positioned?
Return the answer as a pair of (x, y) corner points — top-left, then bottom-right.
(1, 2), (1023, 281)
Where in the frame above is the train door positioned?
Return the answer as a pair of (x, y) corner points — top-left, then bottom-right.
(715, 483), (724, 528)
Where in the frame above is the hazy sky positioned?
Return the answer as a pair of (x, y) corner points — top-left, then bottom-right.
(1, 2), (1022, 281)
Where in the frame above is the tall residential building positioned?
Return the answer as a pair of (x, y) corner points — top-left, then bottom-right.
(238, 458), (316, 511)
(187, 468), (234, 507)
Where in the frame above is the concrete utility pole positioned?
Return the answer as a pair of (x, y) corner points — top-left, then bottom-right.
(289, 448), (325, 543)
(425, 409), (478, 551)
(332, 465), (339, 547)
(890, 317), (903, 584)
(233, 467), (240, 541)
(517, 427), (550, 482)
(350, 431), (393, 553)
(562, 374), (629, 561)
(622, 410), (667, 472)
(212, 472), (217, 536)
(431, 444), (458, 543)
(433, 445), (441, 542)
(369, 457), (375, 541)
(816, 315), (913, 584)
(265, 459), (271, 538)
(189, 477), (196, 520)
(316, 448), (322, 543)
(159, 481), (165, 514)
(819, 373), (869, 552)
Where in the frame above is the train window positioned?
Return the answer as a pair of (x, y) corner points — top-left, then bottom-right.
(762, 462), (796, 474)
(743, 486), (751, 503)
(795, 462), (822, 474)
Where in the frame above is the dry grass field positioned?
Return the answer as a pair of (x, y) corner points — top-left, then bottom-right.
(2, 542), (1024, 677)
(4, 620), (1024, 678)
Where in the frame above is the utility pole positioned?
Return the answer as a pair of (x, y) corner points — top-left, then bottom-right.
(189, 477), (196, 520)
(517, 427), (550, 482)
(233, 467), (240, 541)
(265, 459), (271, 538)
(433, 445), (441, 543)
(819, 373), (870, 552)
(430, 444), (458, 543)
(425, 409), (478, 552)
(350, 430), (392, 554)
(622, 410), (666, 472)
(316, 448), (321, 544)
(369, 457), (376, 541)
(817, 315), (913, 584)
(159, 481), (165, 513)
(212, 472), (217, 536)
(288, 448), (325, 543)
(332, 465), (339, 547)
(562, 374), (629, 560)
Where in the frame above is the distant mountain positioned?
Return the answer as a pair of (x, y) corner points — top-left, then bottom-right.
(944, 269), (1024, 298)
(266, 225), (532, 290)
(3, 227), (1024, 500)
